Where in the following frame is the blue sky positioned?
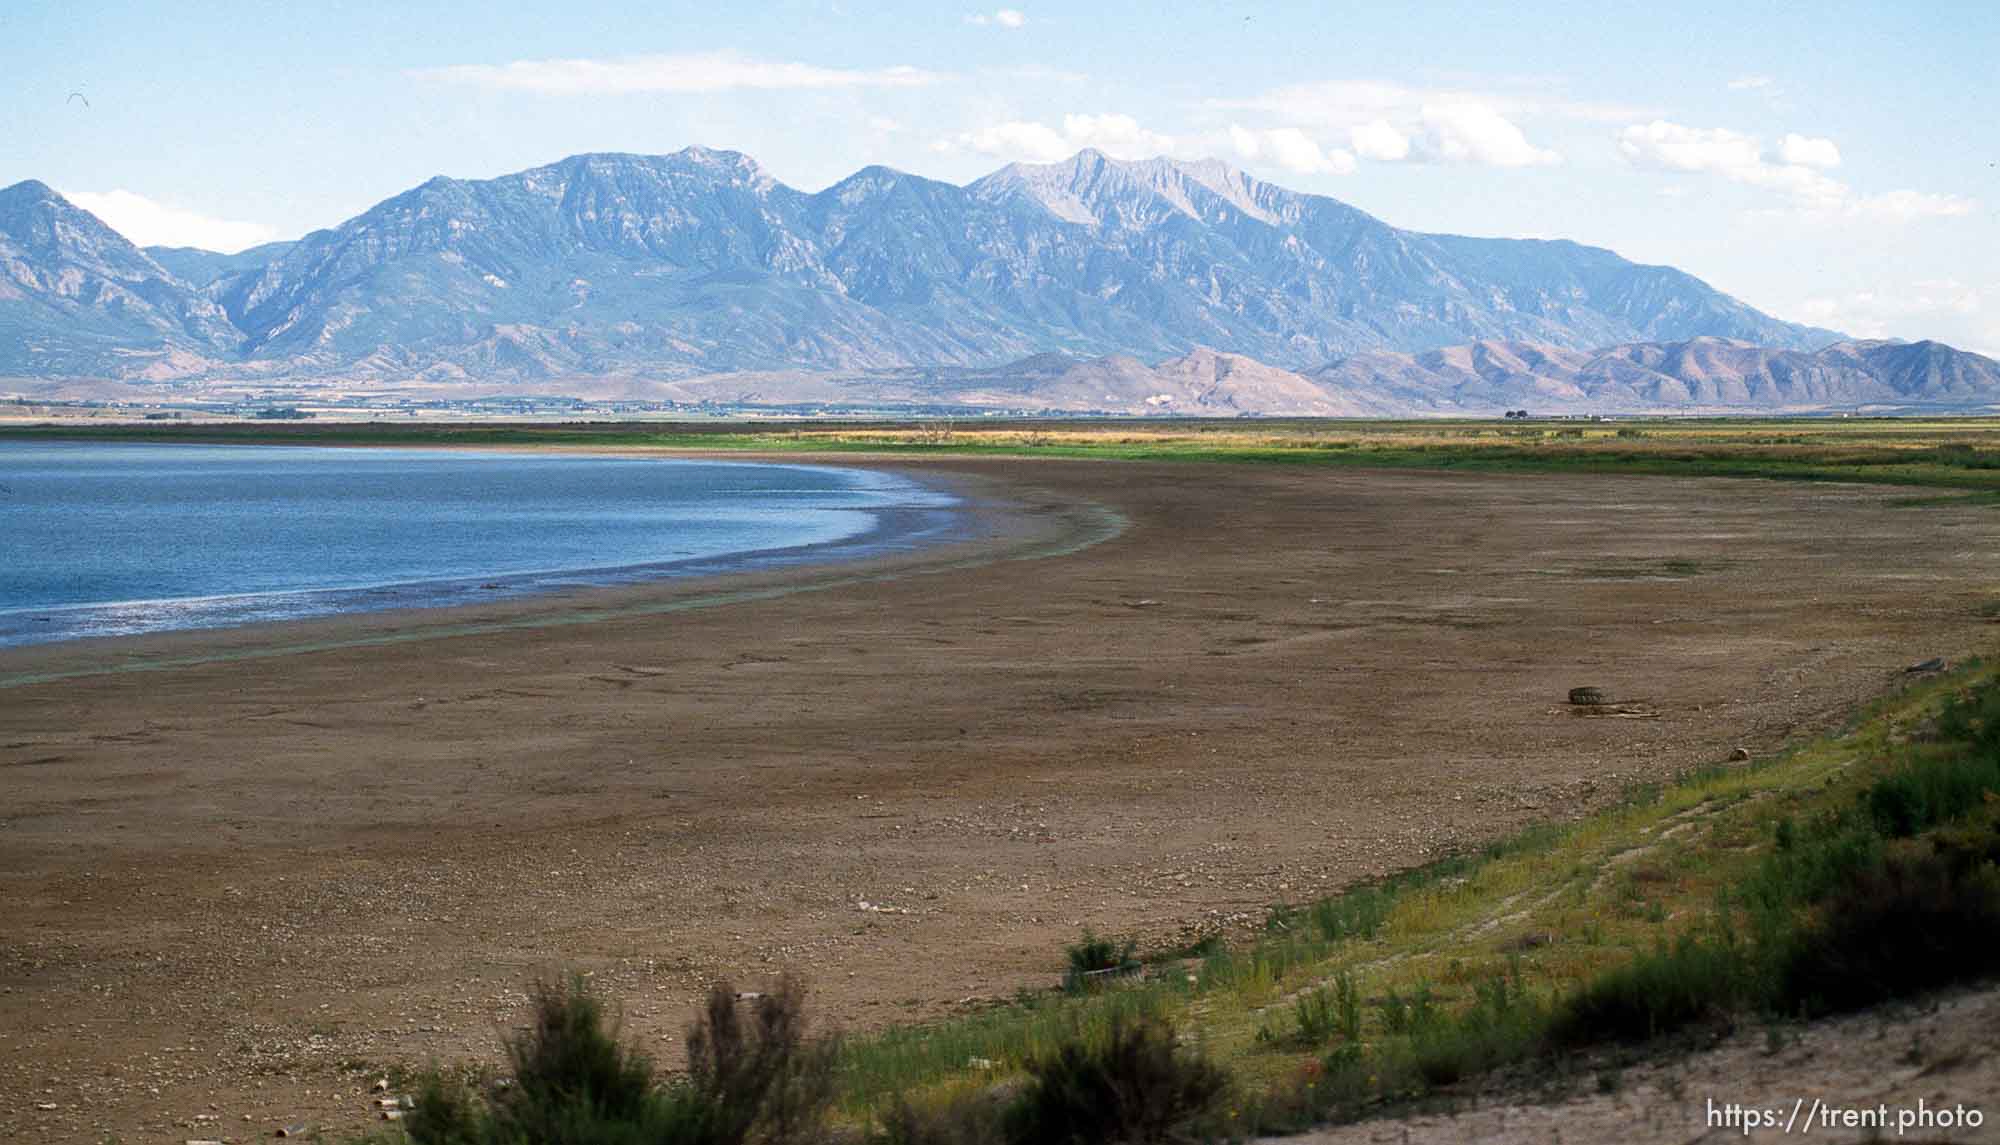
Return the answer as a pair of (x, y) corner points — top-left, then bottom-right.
(5, 0), (1996, 352)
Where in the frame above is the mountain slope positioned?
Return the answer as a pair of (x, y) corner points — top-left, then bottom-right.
(626, 337), (1999, 416)
(1312, 336), (2000, 413)
(0, 148), (1843, 382)
(0, 181), (240, 377)
(143, 241), (298, 289)
(968, 152), (1837, 358)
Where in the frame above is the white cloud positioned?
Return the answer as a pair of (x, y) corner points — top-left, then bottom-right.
(1777, 133), (1840, 169)
(946, 112), (1176, 163)
(867, 115), (904, 134)
(1062, 113), (1177, 157)
(1215, 78), (1639, 128)
(1349, 119), (1410, 162)
(1846, 188), (1975, 221)
(965, 8), (1026, 26)
(413, 51), (941, 94)
(1618, 120), (1844, 206)
(1539, 99), (1664, 125)
(1617, 120), (1765, 174)
(1728, 75), (1777, 90)
(1226, 125), (1355, 174)
(65, 189), (280, 254)
(1796, 280), (1997, 354)
(1421, 102), (1561, 167)
(1618, 119), (1972, 222)
(1221, 79), (1412, 128)
(1227, 124), (1263, 160)
(955, 120), (1072, 162)
(1263, 127), (1355, 174)
(1214, 82), (1561, 168)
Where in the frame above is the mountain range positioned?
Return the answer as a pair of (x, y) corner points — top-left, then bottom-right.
(1308, 335), (2000, 414)
(5, 147), (1995, 414)
(595, 338), (1996, 416)
(4, 148), (1854, 390)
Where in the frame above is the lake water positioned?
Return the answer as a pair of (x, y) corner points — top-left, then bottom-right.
(0, 441), (960, 647)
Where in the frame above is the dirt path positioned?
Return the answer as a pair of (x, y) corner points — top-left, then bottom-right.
(3, 459), (1997, 1141)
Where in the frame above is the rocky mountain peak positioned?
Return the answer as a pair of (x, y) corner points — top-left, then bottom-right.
(968, 150), (1282, 228)
(1, 178), (60, 206)
(4, 146), (1851, 383)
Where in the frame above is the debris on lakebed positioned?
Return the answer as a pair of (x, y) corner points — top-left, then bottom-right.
(1563, 685), (1659, 719)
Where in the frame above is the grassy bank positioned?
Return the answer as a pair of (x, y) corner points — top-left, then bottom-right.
(10, 417), (2000, 496)
(836, 660), (2000, 1133)
(356, 661), (2000, 1142)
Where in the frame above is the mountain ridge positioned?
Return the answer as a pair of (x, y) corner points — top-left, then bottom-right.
(2, 148), (1845, 386)
(1311, 335), (2000, 414)
(459, 336), (2000, 416)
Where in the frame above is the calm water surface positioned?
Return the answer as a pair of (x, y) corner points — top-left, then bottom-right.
(0, 441), (959, 647)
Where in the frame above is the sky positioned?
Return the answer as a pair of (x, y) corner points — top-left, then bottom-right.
(4, 0), (1996, 353)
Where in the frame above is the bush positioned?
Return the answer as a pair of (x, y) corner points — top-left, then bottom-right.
(1376, 985), (1438, 1036)
(1063, 930), (1140, 993)
(1549, 933), (1753, 1047)
(1778, 849), (2000, 1015)
(681, 976), (839, 1145)
(1406, 971), (1546, 1087)
(1865, 752), (2000, 838)
(1007, 1017), (1230, 1145)
(401, 974), (836, 1145)
(875, 1092), (1011, 1145)
(1937, 681), (2000, 754)
(1305, 886), (1393, 942)
(1865, 681), (2000, 837)
(1291, 974), (1361, 1047)
(402, 1071), (484, 1145)
(494, 976), (658, 1136)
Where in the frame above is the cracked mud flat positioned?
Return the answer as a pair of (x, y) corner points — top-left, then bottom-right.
(4, 458), (1999, 1141)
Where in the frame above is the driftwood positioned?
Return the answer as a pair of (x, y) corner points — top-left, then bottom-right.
(1569, 703), (1661, 719)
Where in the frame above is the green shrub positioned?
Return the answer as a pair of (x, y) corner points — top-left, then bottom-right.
(495, 976), (657, 1135)
(401, 975), (836, 1145)
(1865, 751), (2000, 837)
(1377, 984), (1438, 1035)
(1736, 818), (1880, 935)
(1867, 775), (1929, 836)
(1407, 970), (1546, 1087)
(680, 976), (839, 1145)
(1778, 849), (2000, 1016)
(1937, 683), (2000, 752)
(1305, 886), (1393, 942)
(1291, 974), (1361, 1047)
(403, 1071), (484, 1145)
(1864, 682), (2000, 838)
(1007, 1017), (1230, 1145)
(1549, 933), (1753, 1047)
(875, 1092), (1010, 1145)
(1063, 930), (1140, 993)
(1931, 804), (2000, 875)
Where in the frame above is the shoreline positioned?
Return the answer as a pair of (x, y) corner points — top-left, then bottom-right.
(0, 456), (1124, 688)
